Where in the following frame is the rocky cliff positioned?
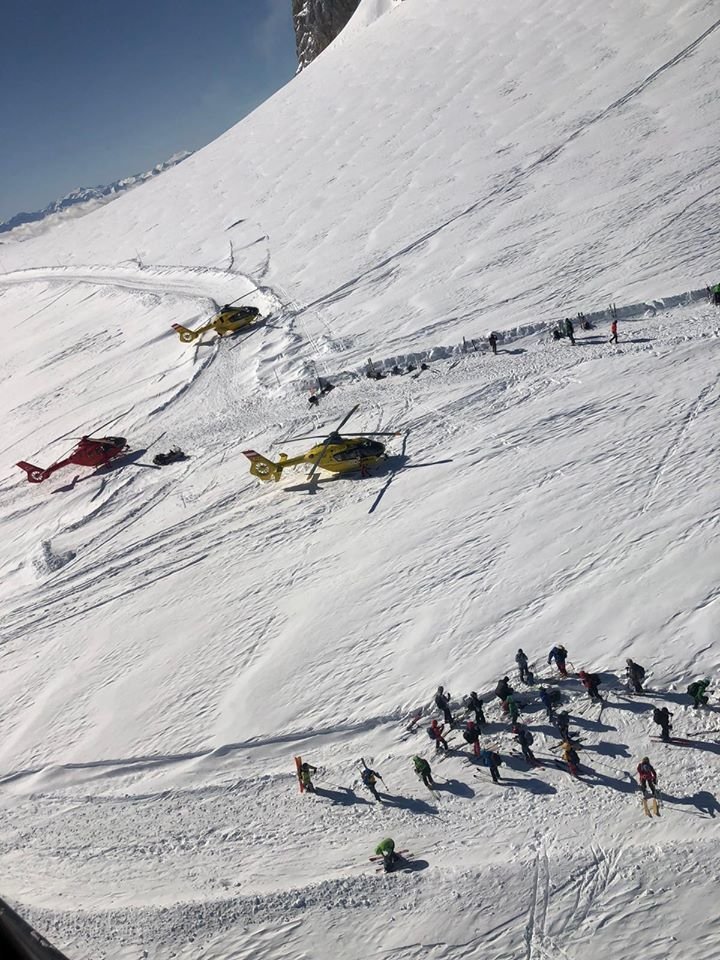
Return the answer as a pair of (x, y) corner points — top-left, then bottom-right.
(292, 0), (361, 70)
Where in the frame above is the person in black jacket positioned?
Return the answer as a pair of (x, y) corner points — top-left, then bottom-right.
(652, 706), (673, 742)
(465, 691), (486, 727)
(434, 686), (454, 725)
(495, 676), (513, 711)
(626, 659), (646, 693)
(515, 649), (530, 684)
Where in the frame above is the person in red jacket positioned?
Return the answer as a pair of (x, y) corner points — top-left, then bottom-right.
(428, 718), (449, 753)
(637, 757), (657, 797)
(610, 319), (618, 344)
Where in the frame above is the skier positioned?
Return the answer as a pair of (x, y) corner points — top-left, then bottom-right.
(626, 658), (646, 694)
(488, 332), (498, 355)
(609, 319), (618, 344)
(360, 761), (383, 800)
(434, 685), (454, 725)
(300, 761), (317, 793)
(566, 317), (575, 345)
(637, 757), (657, 797)
(495, 676), (513, 710)
(712, 282), (720, 306)
(652, 706), (673, 743)
(548, 645), (569, 678)
(539, 686), (555, 721)
(479, 748), (502, 783)
(578, 670), (603, 703)
(465, 691), (486, 727)
(412, 755), (435, 789)
(515, 724), (537, 765)
(687, 678), (711, 709)
(462, 719), (481, 756)
(555, 710), (571, 740)
(374, 838), (399, 873)
(515, 648), (530, 684)
(428, 718), (449, 753)
(506, 693), (521, 726)
(559, 740), (581, 776)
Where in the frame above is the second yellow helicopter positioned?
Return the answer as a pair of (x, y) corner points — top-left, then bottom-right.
(244, 406), (396, 483)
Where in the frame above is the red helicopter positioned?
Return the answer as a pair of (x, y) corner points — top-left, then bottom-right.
(16, 436), (128, 483)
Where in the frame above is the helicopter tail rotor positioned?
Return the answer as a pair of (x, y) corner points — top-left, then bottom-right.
(243, 450), (286, 482)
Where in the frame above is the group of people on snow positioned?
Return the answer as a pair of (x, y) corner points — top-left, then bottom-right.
(297, 645), (713, 869)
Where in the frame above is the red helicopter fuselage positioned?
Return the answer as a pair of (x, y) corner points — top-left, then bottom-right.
(17, 436), (128, 483)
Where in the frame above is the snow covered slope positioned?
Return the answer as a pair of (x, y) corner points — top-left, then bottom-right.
(0, 2), (719, 959)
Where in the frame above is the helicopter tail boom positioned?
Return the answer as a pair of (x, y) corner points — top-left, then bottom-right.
(243, 450), (285, 482)
(16, 461), (52, 483)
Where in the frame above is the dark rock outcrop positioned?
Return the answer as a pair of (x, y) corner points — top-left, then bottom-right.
(292, 0), (362, 70)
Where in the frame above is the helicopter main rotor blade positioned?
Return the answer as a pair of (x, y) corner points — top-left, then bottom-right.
(306, 435), (334, 484)
(341, 431), (399, 437)
(334, 404), (360, 434)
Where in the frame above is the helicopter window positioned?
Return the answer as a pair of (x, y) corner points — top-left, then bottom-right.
(332, 440), (381, 462)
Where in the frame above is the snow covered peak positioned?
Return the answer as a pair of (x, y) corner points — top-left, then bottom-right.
(0, 150), (192, 238)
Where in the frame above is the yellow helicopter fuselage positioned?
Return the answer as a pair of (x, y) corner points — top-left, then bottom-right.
(172, 306), (260, 343)
(244, 437), (386, 482)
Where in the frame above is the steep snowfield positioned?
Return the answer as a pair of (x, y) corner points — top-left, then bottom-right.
(1, 1), (719, 959)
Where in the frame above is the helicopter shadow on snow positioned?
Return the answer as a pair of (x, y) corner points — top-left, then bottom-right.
(51, 449), (159, 493)
(367, 446), (455, 515)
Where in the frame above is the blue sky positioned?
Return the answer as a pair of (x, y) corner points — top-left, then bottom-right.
(0, 0), (297, 220)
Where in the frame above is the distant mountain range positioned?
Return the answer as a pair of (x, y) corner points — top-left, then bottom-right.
(0, 151), (192, 235)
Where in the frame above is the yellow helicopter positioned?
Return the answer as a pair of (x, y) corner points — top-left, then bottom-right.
(172, 304), (261, 343)
(243, 406), (397, 483)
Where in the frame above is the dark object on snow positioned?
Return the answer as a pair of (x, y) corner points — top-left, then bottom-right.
(0, 895), (72, 960)
(308, 394), (320, 406)
(488, 332), (498, 355)
(318, 379), (335, 395)
(153, 448), (188, 466)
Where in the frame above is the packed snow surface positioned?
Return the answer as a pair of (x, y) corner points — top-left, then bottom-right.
(0, 1), (719, 958)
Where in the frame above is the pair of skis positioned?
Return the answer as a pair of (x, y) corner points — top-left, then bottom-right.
(642, 795), (661, 818)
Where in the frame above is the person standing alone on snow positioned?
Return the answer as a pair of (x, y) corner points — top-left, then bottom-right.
(488, 332), (498, 355)
(374, 838), (399, 872)
(610, 319), (618, 344)
(435, 686), (454, 726)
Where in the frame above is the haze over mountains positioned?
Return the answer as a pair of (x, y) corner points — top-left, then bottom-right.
(0, 2), (718, 959)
